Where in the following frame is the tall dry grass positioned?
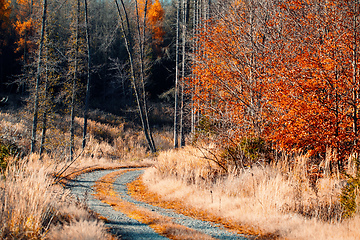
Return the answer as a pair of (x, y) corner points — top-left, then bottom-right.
(0, 155), (111, 239)
(143, 146), (358, 240)
(0, 108), (173, 239)
(0, 156), (58, 239)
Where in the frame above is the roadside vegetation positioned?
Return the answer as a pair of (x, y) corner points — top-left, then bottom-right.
(140, 144), (360, 240)
(133, 0), (360, 239)
(0, 109), (172, 239)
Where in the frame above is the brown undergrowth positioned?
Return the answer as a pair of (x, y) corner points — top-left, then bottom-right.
(93, 169), (217, 240)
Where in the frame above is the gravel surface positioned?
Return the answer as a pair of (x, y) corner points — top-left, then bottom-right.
(68, 169), (167, 240)
(67, 169), (250, 240)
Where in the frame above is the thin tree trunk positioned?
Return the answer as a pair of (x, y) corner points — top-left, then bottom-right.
(191, 0), (199, 134)
(39, 56), (49, 158)
(114, 0), (156, 153)
(174, 0), (180, 148)
(23, 0), (34, 66)
(350, 0), (359, 171)
(135, 0), (156, 152)
(179, 0), (190, 147)
(30, 0), (47, 154)
(70, 0), (80, 161)
(82, 0), (91, 149)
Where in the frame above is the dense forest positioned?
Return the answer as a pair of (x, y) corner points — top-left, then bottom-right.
(0, 0), (174, 115)
(2, 0), (360, 238)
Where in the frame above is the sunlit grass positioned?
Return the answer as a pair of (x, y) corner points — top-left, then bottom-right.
(0, 155), (112, 239)
(141, 146), (358, 240)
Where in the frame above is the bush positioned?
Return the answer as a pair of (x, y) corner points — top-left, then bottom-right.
(340, 177), (360, 218)
(220, 137), (269, 170)
(0, 142), (20, 171)
(340, 156), (360, 218)
(0, 144), (10, 170)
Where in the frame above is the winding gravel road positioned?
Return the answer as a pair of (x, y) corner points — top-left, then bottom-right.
(67, 169), (250, 240)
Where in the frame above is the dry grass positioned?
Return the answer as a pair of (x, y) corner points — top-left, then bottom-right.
(141, 146), (358, 240)
(0, 110), (172, 163)
(45, 220), (109, 240)
(0, 155), (112, 240)
(0, 108), (173, 239)
(0, 157), (59, 239)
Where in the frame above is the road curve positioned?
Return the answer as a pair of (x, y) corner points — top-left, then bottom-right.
(67, 168), (249, 240)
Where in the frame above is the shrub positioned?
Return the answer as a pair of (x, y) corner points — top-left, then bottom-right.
(0, 142), (20, 171)
(340, 156), (360, 218)
(219, 137), (269, 171)
(0, 143), (10, 170)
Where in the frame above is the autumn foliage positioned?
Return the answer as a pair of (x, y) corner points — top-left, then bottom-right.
(13, 0), (40, 58)
(190, 0), (360, 169)
(0, 0), (11, 52)
(147, 0), (165, 44)
(137, 0), (165, 44)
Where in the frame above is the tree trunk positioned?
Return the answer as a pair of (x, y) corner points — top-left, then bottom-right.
(190, 0), (200, 134)
(70, 0), (80, 161)
(30, 0), (47, 154)
(179, 0), (190, 147)
(135, 0), (156, 152)
(82, 0), (91, 149)
(39, 57), (49, 158)
(114, 0), (156, 153)
(174, 0), (180, 148)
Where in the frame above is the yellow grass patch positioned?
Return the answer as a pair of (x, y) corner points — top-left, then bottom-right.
(93, 169), (217, 240)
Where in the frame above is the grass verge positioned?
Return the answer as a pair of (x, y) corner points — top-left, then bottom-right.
(139, 146), (360, 240)
(128, 175), (278, 240)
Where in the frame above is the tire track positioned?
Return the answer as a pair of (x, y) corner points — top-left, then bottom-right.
(68, 168), (249, 239)
(68, 169), (167, 240)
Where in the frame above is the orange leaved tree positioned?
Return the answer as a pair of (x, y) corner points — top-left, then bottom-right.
(190, 0), (273, 148)
(189, 0), (360, 170)
(265, 0), (360, 169)
(0, 0), (11, 53)
(13, 0), (40, 63)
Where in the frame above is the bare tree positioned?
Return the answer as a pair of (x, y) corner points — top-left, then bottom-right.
(179, 0), (191, 147)
(69, 0), (80, 161)
(30, 0), (47, 154)
(114, 0), (156, 153)
(174, 0), (180, 148)
(82, 0), (91, 149)
(39, 56), (49, 157)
